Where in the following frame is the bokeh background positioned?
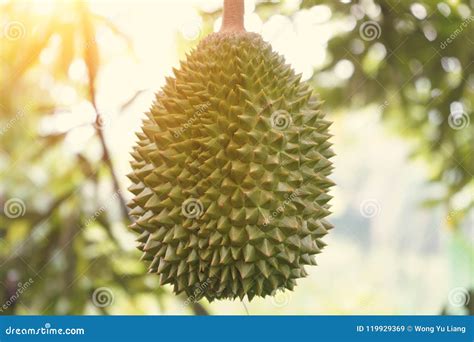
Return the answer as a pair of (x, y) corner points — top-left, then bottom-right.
(0, 0), (473, 315)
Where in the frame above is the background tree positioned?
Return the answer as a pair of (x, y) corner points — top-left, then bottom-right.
(1, 0), (472, 315)
(0, 0), (207, 315)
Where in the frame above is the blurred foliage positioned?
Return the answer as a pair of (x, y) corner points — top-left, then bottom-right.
(0, 0), (205, 315)
(0, 0), (472, 315)
(258, 0), (474, 222)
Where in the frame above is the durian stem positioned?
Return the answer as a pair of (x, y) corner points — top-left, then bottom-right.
(220, 0), (245, 33)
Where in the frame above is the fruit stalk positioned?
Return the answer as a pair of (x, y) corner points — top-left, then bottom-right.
(220, 0), (245, 33)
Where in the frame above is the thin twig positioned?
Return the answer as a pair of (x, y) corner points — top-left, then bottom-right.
(91, 101), (130, 221)
(241, 300), (250, 315)
(192, 302), (210, 316)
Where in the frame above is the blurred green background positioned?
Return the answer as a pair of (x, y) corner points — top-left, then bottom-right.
(0, 0), (472, 315)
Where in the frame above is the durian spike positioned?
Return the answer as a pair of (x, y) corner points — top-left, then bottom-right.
(220, 0), (245, 33)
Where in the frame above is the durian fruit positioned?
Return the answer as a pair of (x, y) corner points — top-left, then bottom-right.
(127, 0), (334, 302)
